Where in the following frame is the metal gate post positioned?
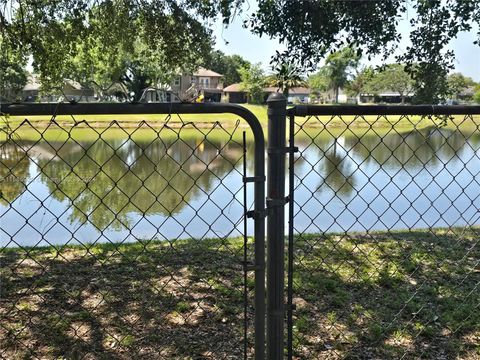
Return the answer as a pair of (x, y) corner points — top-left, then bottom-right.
(266, 93), (287, 359)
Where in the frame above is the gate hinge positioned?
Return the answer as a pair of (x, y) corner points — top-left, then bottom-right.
(267, 146), (299, 154)
(242, 261), (263, 271)
(242, 175), (265, 183)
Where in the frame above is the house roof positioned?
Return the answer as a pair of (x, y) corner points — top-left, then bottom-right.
(193, 68), (223, 77)
(23, 75), (92, 92)
(263, 87), (311, 95)
(460, 87), (475, 96)
(224, 84), (312, 94)
(23, 75), (42, 91)
(223, 83), (243, 92)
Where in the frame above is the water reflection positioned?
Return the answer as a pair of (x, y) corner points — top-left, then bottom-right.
(1, 126), (480, 246)
(296, 127), (480, 199)
(33, 138), (242, 230)
(0, 143), (30, 204)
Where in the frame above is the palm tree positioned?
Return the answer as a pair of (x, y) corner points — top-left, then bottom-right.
(267, 62), (307, 97)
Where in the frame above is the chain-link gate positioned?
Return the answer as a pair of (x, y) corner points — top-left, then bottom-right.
(2, 98), (480, 359)
(0, 102), (266, 359)
(282, 103), (480, 359)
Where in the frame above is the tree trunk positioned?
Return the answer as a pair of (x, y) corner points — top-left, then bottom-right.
(335, 87), (339, 103)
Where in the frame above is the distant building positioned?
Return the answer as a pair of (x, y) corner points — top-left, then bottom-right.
(22, 75), (95, 102)
(222, 83), (248, 103)
(263, 87), (311, 104)
(358, 91), (415, 104)
(223, 84), (312, 104)
(143, 68), (224, 103)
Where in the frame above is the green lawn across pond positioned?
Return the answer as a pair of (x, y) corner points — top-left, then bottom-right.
(1, 228), (478, 359)
(2, 104), (479, 131)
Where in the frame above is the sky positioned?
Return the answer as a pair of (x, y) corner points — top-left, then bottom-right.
(212, 8), (480, 81)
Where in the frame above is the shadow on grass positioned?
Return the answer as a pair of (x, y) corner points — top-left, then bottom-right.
(0, 238), (252, 359)
(1, 229), (478, 359)
(292, 228), (480, 359)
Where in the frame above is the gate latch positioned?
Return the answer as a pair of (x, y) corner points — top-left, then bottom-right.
(246, 195), (290, 219)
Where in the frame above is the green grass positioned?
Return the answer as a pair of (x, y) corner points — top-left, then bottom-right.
(1, 228), (479, 358)
(2, 104), (479, 133)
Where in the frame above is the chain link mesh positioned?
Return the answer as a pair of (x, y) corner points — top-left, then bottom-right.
(0, 113), (257, 359)
(288, 113), (480, 359)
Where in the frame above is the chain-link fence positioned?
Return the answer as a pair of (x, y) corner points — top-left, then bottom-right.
(286, 106), (480, 359)
(0, 103), (266, 359)
(2, 100), (480, 359)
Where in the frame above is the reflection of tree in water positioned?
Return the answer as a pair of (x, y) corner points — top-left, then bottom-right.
(317, 139), (356, 198)
(345, 127), (469, 169)
(37, 137), (244, 231)
(296, 127), (472, 198)
(0, 142), (30, 205)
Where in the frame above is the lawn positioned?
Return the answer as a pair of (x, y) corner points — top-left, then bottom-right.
(1, 228), (478, 359)
(2, 104), (479, 131)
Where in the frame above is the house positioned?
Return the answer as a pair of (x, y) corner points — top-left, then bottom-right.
(170, 68), (224, 102)
(222, 83), (248, 103)
(263, 87), (311, 104)
(358, 91), (414, 104)
(22, 75), (95, 102)
(223, 84), (312, 104)
(143, 68), (224, 103)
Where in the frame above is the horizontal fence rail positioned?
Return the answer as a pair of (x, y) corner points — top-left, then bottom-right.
(0, 102), (266, 359)
(285, 103), (480, 359)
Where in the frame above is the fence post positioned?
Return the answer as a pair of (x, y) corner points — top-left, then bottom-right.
(266, 93), (287, 359)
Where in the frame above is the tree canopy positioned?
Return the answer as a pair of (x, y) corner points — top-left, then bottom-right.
(0, 36), (27, 101)
(2, 0), (480, 104)
(203, 50), (250, 86)
(366, 64), (415, 104)
(447, 73), (477, 99)
(238, 63), (265, 104)
(266, 62), (306, 96)
(1, 0), (223, 100)
(248, 1), (480, 103)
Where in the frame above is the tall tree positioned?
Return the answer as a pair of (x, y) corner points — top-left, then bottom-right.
(238, 63), (265, 104)
(367, 64), (415, 104)
(324, 47), (360, 103)
(1, 0), (221, 100)
(308, 67), (330, 102)
(345, 66), (375, 100)
(0, 36), (27, 101)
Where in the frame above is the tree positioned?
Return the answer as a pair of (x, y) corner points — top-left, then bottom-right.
(265, 61), (306, 97)
(204, 50), (250, 86)
(324, 47), (360, 103)
(308, 67), (330, 102)
(4, 1), (480, 104)
(367, 64), (415, 104)
(238, 63), (265, 104)
(247, 1), (480, 104)
(474, 85), (480, 104)
(0, 37), (27, 101)
(345, 66), (375, 100)
(1, 0), (220, 100)
(447, 73), (476, 100)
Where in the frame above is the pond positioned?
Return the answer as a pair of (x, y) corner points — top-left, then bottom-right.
(1, 126), (480, 247)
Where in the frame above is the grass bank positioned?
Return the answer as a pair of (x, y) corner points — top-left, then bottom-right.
(1, 228), (478, 359)
(2, 104), (479, 131)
